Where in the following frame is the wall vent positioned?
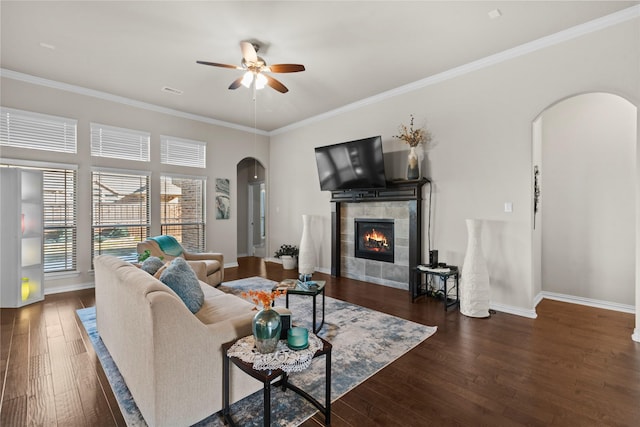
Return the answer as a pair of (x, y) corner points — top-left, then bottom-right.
(161, 86), (183, 95)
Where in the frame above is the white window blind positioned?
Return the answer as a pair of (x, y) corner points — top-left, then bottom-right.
(42, 168), (78, 272)
(160, 174), (206, 252)
(0, 107), (77, 153)
(92, 169), (150, 263)
(90, 123), (150, 162)
(160, 136), (206, 168)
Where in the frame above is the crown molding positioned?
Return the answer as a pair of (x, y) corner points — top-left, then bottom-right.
(2, 5), (637, 138)
(0, 68), (269, 136)
(271, 4), (640, 136)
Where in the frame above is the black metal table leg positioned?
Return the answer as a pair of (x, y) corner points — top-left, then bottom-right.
(222, 350), (233, 426)
(325, 344), (331, 426)
(312, 292), (317, 333)
(263, 380), (271, 427)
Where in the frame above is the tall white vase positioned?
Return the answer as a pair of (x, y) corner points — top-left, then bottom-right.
(298, 214), (316, 276)
(460, 219), (490, 318)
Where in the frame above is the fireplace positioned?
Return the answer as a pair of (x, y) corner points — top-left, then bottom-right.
(354, 218), (394, 263)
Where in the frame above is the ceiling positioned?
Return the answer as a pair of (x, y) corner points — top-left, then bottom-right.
(1, 1), (638, 132)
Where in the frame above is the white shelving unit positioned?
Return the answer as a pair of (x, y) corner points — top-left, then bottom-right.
(1, 167), (45, 307)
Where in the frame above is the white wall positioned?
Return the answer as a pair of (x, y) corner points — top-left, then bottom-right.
(269, 17), (640, 315)
(0, 77), (269, 293)
(541, 93), (636, 305)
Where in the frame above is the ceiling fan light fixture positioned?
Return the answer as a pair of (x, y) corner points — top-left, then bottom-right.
(241, 71), (254, 88)
(255, 73), (267, 90)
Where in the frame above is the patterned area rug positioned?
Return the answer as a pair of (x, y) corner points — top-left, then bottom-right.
(78, 277), (436, 426)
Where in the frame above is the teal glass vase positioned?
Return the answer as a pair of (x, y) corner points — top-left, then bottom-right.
(252, 307), (281, 353)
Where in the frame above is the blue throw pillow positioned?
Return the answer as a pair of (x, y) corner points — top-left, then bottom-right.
(140, 256), (164, 275)
(159, 258), (204, 313)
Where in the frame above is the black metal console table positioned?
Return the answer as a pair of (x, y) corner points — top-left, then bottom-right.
(413, 265), (460, 310)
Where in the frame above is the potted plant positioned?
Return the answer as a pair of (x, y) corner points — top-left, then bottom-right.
(274, 244), (299, 270)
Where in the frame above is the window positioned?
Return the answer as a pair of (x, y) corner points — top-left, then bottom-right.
(92, 169), (150, 262)
(0, 107), (77, 153)
(43, 168), (78, 272)
(2, 163), (78, 273)
(160, 175), (205, 252)
(90, 123), (150, 162)
(160, 136), (206, 168)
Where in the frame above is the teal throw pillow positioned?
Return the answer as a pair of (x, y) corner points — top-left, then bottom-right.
(159, 258), (204, 313)
(140, 256), (164, 275)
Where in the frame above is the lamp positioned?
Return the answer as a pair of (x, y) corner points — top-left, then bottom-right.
(255, 73), (267, 90)
(241, 71), (254, 88)
(241, 71), (268, 91)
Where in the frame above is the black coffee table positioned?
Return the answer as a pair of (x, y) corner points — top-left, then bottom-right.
(222, 336), (332, 426)
(275, 279), (326, 333)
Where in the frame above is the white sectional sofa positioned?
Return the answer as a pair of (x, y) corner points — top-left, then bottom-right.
(94, 255), (262, 427)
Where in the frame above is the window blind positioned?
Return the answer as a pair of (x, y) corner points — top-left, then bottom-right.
(92, 169), (150, 263)
(90, 123), (150, 162)
(160, 174), (205, 252)
(0, 107), (77, 153)
(160, 135), (206, 168)
(42, 168), (78, 272)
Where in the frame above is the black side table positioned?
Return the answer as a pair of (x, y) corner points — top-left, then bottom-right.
(275, 280), (326, 333)
(222, 336), (332, 426)
(413, 265), (460, 311)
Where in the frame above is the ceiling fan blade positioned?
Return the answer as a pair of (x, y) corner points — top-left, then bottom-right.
(196, 61), (241, 70)
(264, 74), (289, 93)
(240, 41), (258, 63)
(228, 76), (244, 90)
(266, 64), (306, 73)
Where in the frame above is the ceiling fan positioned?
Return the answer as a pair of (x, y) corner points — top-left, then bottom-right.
(197, 41), (305, 93)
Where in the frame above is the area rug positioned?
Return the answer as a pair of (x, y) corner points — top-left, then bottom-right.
(77, 277), (436, 426)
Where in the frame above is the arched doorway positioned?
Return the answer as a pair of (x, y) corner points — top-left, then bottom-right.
(532, 92), (638, 341)
(236, 157), (266, 257)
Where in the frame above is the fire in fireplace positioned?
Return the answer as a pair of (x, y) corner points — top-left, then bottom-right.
(354, 218), (394, 263)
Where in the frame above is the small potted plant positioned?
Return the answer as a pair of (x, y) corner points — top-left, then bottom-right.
(274, 244), (299, 270)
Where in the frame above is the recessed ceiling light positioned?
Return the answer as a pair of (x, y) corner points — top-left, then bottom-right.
(39, 42), (56, 50)
(161, 86), (183, 95)
(488, 8), (502, 19)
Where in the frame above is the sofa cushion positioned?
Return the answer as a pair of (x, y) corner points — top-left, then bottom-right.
(140, 256), (165, 275)
(159, 258), (204, 313)
(195, 285), (257, 325)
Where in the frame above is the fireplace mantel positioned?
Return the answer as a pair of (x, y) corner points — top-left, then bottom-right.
(330, 178), (429, 293)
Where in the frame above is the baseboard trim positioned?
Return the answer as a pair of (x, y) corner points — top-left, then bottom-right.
(490, 302), (538, 319)
(224, 262), (239, 269)
(538, 291), (636, 314)
(45, 282), (95, 295)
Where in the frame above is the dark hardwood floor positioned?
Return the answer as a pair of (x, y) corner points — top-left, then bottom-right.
(1, 257), (639, 426)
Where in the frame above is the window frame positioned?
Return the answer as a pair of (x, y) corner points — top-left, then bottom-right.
(160, 173), (206, 253)
(91, 168), (151, 263)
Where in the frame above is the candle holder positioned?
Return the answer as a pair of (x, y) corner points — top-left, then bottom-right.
(287, 327), (309, 350)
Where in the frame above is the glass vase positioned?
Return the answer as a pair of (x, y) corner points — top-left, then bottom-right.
(407, 146), (420, 180)
(252, 307), (281, 353)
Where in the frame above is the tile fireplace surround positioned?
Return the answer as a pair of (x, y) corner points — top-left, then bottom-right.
(341, 202), (409, 289)
(330, 179), (428, 292)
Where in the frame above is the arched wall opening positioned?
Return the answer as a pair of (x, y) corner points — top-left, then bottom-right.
(236, 157), (266, 257)
(532, 92), (638, 341)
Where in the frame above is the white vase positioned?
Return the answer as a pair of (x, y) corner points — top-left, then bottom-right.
(460, 219), (490, 318)
(298, 214), (316, 276)
(407, 146), (420, 180)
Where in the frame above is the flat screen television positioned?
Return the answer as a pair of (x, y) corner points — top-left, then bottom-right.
(314, 135), (387, 191)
